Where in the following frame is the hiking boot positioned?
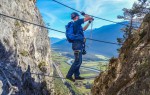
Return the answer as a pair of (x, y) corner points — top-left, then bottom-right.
(66, 76), (75, 82)
(75, 76), (85, 80)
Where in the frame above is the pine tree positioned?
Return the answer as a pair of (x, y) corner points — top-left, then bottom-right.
(117, 0), (150, 45)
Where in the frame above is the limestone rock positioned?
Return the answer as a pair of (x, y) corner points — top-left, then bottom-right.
(0, 81), (3, 95)
(0, 0), (53, 94)
(92, 14), (150, 95)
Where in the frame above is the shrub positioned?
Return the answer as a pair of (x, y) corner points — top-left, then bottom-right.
(20, 50), (29, 56)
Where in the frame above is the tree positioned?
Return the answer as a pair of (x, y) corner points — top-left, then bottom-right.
(117, 0), (150, 44)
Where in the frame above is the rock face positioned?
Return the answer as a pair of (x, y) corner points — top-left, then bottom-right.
(0, 0), (53, 95)
(92, 14), (150, 95)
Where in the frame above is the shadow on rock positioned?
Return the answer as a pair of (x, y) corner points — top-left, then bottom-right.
(0, 42), (51, 95)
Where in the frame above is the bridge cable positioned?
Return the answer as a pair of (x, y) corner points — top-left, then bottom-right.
(51, 0), (139, 29)
(0, 13), (122, 45)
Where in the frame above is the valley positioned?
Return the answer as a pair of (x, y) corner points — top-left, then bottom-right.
(52, 51), (108, 95)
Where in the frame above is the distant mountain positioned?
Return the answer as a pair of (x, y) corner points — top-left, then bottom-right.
(84, 22), (127, 57)
(50, 37), (62, 44)
(52, 22), (127, 59)
(52, 39), (72, 51)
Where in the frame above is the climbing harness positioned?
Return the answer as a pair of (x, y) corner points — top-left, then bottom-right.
(84, 19), (94, 53)
(74, 50), (80, 60)
(81, 38), (86, 55)
(90, 20), (94, 44)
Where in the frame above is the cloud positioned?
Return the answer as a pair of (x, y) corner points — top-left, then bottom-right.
(84, 0), (103, 16)
(75, 0), (138, 16)
(37, 0), (138, 38)
(39, 8), (56, 24)
(75, 0), (81, 10)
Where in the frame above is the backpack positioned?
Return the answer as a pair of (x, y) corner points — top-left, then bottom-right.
(65, 21), (77, 43)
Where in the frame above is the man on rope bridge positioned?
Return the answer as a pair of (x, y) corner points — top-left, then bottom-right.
(65, 12), (94, 82)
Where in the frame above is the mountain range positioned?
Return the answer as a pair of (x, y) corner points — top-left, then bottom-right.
(50, 37), (62, 44)
(51, 22), (128, 60)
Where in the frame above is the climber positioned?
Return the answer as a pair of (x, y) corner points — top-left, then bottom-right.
(65, 12), (94, 82)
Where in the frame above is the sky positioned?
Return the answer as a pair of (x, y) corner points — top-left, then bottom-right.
(36, 0), (138, 39)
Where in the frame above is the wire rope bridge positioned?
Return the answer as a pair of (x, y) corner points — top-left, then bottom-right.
(0, 0), (140, 94)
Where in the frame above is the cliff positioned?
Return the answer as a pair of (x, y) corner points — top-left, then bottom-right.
(92, 14), (150, 95)
(0, 0), (53, 95)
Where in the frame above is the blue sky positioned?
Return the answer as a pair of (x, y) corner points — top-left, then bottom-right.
(36, 0), (137, 39)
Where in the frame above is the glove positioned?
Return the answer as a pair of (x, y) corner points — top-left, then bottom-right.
(81, 11), (86, 16)
(89, 20), (92, 23)
(89, 18), (94, 23)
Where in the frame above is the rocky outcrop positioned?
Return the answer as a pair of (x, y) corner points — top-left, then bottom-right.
(92, 14), (150, 95)
(0, 0), (53, 95)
